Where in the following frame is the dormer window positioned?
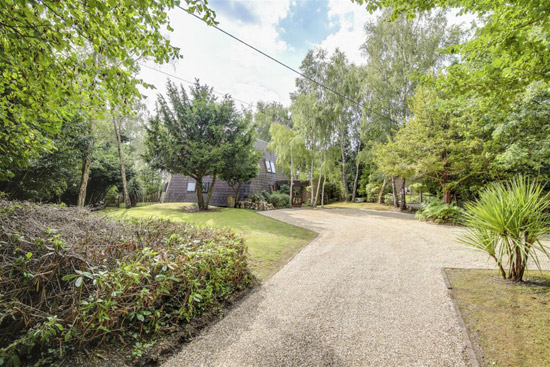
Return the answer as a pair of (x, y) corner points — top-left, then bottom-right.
(265, 160), (276, 174)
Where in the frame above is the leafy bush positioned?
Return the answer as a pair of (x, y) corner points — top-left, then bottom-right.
(460, 176), (550, 282)
(249, 193), (265, 203)
(415, 198), (465, 224)
(383, 193), (394, 205)
(278, 184), (290, 195)
(364, 183), (381, 202)
(269, 192), (290, 208)
(127, 177), (143, 207)
(0, 200), (253, 365)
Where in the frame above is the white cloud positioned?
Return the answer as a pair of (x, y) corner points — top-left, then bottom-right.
(137, 0), (379, 114)
(138, 1), (294, 113)
(318, 0), (378, 65)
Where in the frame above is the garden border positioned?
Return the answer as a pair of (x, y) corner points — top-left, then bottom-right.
(441, 268), (482, 367)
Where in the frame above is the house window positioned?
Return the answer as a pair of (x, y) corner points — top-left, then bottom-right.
(265, 160), (272, 173)
(270, 161), (276, 174)
(187, 182), (196, 192)
(202, 182), (210, 193)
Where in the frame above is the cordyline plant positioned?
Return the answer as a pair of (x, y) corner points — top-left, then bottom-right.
(460, 176), (550, 282)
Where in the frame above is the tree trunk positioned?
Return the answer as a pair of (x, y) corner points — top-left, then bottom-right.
(77, 118), (94, 207)
(391, 176), (399, 208)
(341, 144), (349, 201)
(378, 177), (387, 204)
(352, 160), (360, 202)
(77, 157), (91, 208)
(309, 156), (315, 208)
(113, 116), (131, 209)
(289, 148), (294, 207)
(234, 182), (242, 207)
(400, 177), (407, 211)
(313, 166), (322, 208)
(321, 173), (326, 207)
(204, 174), (217, 210)
(196, 176), (205, 210)
(443, 188), (451, 204)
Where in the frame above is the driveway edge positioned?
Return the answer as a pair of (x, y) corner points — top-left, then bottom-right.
(441, 268), (482, 367)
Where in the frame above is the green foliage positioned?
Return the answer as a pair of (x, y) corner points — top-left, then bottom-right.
(253, 101), (292, 141)
(374, 84), (488, 203)
(0, 199), (253, 365)
(146, 81), (250, 210)
(383, 193), (394, 205)
(0, 118), (90, 202)
(415, 198), (466, 224)
(248, 191), (290, 208)
(127, 177), (143, 207)
(492, 82), (550, 178)
(268, 192), (291, 208)
(356, 0), (550, 101)
(278, 184), (290, 195)
(363, 182), (382, 202)
(460, 176), (550, 282)
(0, 0), (215, 180)
(219, 131), (259, 203)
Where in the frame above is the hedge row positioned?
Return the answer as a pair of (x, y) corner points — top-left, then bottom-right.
(0, 200), (253, 366)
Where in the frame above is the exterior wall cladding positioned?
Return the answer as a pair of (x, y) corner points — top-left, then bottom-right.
(161, 139), (285, 207)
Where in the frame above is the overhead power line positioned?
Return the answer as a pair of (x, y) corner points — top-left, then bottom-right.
(178, 5), (397, 124)
(140, 63), (254, 107)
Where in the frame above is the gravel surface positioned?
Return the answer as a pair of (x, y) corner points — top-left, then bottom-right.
(163, 208), (507, 367)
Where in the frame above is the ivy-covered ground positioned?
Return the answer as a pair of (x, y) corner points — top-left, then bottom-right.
(446, 269), (550, 367)
(104, 203), (317, 281)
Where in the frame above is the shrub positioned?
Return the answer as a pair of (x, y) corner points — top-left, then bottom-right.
(127, 177), (143, 207)
(269, 192), (290, 208)
(364, 183), (381, 202)
(459, 176), (550, 282)
(383, 193), (394, 205)
(249, 193), (264, 203)
(415, 198), (465, 224)
(0, 200), (253, 365)
(278, 184), (290, 195)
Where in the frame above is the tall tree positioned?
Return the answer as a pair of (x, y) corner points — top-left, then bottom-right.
(0, 0), (215, 181)
(269, 123), (308, 206)
(112, 115), (131, 209)
(375, 84), (488, 204)
(146, 81), (248, 210)
(355, 0), (549, 101)
(253, 102), (292, 141)
(219, 129), (259, 207)
(360, 9), (460, 205)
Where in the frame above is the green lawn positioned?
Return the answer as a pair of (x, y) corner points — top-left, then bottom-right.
(446, 269), (550, 367)
(103, 203), (317, 280)
(323, 201), (394, 211)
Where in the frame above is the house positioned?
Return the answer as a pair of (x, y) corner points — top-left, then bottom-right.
(161, 139), (285, 207)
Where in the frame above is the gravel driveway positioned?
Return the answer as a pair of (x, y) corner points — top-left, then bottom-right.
(163, 208), (497, 367)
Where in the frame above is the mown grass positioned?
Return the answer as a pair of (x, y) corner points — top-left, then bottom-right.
(104, 203), (317, 280)
(446, 269), (550, 367)
(323, 201), (394, 211)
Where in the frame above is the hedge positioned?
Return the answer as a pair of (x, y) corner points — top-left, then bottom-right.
(0, 200), (253, 366)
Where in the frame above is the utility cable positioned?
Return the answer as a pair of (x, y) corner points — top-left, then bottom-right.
(178, 5), (397, 124)
(140, 63), (254, 107)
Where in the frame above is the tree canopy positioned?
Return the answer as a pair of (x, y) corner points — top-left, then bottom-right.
(0, 0), (215, 180)
(146, 80), (255, 210)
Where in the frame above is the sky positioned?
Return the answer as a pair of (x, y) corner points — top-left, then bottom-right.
(138, 0), (377, 112)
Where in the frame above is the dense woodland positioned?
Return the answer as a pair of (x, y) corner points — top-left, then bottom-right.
(2, 1), (548, 212)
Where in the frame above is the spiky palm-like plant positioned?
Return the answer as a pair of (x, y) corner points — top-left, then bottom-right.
(460, 176), (550, 282)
